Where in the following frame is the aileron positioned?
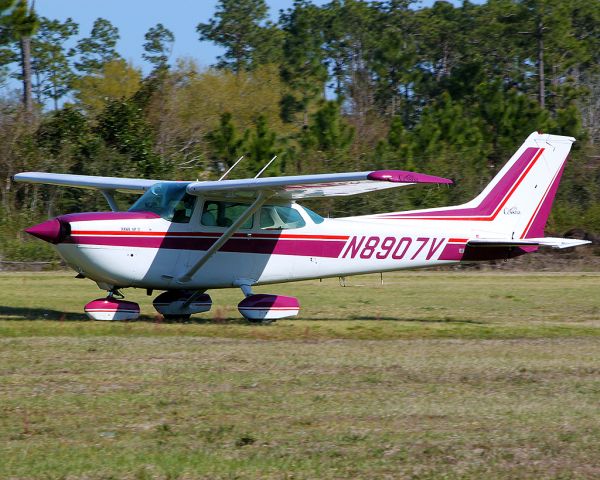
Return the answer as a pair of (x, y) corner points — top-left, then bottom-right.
(13, 172), (174, 194)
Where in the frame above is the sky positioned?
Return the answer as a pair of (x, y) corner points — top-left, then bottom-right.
(34, 0), (330, 74)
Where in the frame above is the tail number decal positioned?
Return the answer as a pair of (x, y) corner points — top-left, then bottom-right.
(341, 236), (445, 261)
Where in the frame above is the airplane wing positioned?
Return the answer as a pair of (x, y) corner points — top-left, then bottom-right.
(185, 170), (452, 200)
(467, 237), (591, 249)
(12, 172), (169, 193)
(14, 169), (452, 200)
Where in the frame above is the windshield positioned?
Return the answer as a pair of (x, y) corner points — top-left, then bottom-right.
(129, 183), (196, 223)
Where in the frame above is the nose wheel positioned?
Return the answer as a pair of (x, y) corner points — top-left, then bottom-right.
(84, 296), (140, 321)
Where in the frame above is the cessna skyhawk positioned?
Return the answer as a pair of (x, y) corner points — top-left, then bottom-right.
(15, 132), (589, 322)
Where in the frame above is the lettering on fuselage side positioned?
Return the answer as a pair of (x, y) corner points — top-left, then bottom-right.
(341, 235), (366, 258)
(340, 236), (447, 261)
(426, 237), (445, 260)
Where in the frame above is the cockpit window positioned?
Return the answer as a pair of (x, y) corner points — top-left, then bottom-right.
(129, 183), (195, 223)
(201, 201), (253, 229)
(260, 205), (306, 230)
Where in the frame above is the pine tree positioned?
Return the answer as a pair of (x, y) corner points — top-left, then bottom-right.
(9, 0), (38, 115)
(72, 18), (120, 75)
(143, 23), (174, 71)
(0, 0), (18, 83)
(31, 17), (78, 110)
(279, 0), (328, 125)
(245, 114), (279, 176)
(197, 0), (275, 72)
(206, 112), (245, 174)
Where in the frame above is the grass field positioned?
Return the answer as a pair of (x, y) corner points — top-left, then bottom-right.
(1, 271), (600, 478)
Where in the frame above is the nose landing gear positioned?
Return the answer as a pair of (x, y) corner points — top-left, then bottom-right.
(84, 292), (140, 321)
(84, 297), (140, 321)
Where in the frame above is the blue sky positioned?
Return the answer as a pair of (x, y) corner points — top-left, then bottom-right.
(35, 0), (330, 73)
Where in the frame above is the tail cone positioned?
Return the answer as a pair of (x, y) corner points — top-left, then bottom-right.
(25, 218), (68, 244)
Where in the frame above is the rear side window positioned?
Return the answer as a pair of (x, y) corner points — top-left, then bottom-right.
(302, 206), (325, 224)
(260, 205), (306, 230)
(201, 201), (253, 229)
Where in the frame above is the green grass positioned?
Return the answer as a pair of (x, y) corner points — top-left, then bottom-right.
(1, 271), (600, 478)
(0, 271), (599, 339)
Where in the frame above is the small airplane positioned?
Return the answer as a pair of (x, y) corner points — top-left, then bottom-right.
(15, 132), (590, 322)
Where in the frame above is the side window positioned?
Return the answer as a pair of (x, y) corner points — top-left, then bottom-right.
(260, 205), (306, 230)
(170, 194), (196, 224)
(201, 201), (253, 229)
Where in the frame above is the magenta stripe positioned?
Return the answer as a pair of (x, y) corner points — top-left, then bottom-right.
(85, 299), (140, 311)
(522, 160), (566, 238)
(381, 147), (539, 218)
(66, 235), (346, 258)
(60, 212), (160, 222)
(239, 294), (300, 309)
(438, 243), (464, 261)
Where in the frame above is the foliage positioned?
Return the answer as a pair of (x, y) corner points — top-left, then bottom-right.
(71, 59), (142, 116)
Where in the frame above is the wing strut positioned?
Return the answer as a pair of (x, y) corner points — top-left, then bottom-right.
(176, 191), (271, 284)
(101, 190), (119, 212)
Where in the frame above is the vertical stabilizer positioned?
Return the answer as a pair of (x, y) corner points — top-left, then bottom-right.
(380, 132), (575, 239)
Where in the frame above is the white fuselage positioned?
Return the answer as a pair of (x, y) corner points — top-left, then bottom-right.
(55, 202), (480, 291)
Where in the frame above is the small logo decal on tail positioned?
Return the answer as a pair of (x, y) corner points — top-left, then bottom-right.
(503, 206), (521, 215)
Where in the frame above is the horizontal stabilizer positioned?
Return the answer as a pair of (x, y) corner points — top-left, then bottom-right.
(467, 237), (591, 249)
(527, 237), (592, 249)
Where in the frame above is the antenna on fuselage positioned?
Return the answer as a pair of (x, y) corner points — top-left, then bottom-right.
(254, 155), (278, 179)
(218, 156), (245, 181)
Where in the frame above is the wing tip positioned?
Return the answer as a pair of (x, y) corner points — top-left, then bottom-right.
(367, 170), (453, 185)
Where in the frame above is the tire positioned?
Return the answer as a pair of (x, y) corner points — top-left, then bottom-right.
(245, 317), (274, 325)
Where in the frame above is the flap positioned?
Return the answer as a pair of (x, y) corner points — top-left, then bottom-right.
(186, 170), (452, 200)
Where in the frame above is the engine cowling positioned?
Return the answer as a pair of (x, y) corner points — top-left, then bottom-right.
(238, 294), (300, 321)
(85, 298), (140, 321)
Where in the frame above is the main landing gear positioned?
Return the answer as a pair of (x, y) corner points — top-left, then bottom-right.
(83, 287), (300, 323)
(152, 290), (212, 322)
(236, 284), (300, 323)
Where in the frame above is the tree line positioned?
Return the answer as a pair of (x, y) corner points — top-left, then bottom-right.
(0, 0), (599, 260)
